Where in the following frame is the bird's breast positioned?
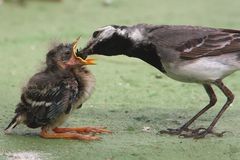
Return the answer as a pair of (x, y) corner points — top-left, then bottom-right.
(162, 53), (240, 83)
(73, 68), (95, 109)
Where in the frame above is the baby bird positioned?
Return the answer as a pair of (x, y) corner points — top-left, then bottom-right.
(5, 37), (111, 140)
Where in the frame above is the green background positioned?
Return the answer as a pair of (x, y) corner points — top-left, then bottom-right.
(1, 0), (240, 159)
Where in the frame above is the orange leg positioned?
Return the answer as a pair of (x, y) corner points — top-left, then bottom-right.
(53, 127), (112, 134)
(40, 129), (101, 141)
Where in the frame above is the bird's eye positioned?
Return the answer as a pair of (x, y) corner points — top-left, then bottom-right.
(92, 31), (101, 38)
(62, 51), (71, 62)
(65, 51), (71, 55)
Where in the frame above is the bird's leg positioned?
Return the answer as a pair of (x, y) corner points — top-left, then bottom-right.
(183, 80), (234, 139)
(160, 84), (217, 135)
(53, 127), (112, 134)
(40, 129), (101, 140)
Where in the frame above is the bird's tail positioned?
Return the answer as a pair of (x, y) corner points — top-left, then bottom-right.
(4, 113), (25, 134)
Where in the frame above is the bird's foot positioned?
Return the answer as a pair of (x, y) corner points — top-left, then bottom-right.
(159, 127), (226, 138)
(53, 127), (112, 134)
(40, 130), (101, 141)
(158, 127), (192, 135)
(179, 128), (226, 139)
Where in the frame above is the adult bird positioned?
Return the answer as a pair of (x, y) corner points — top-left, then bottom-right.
(5, 37), (111, 140)
(79, 24), (240, 138)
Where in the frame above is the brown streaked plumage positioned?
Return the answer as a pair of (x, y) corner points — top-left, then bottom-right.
(5, 37), (111, 140)
(79, 24), (240, 138)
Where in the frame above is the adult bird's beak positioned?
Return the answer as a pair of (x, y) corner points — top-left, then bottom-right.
(68, 37), (95, 65)
(77, 38), (96, 56)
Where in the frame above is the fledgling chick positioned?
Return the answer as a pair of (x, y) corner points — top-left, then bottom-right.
(5, 37), (111, 140)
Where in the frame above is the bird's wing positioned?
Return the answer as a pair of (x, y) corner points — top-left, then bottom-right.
(20, 78), (78, 125)
(148, 25), (240, 59)
(177, 29), (240, 59)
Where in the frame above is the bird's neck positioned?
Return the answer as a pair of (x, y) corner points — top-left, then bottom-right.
(45, 65), (62, 72)
(125, 42), (166, 73)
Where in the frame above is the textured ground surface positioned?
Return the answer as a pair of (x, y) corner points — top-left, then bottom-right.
(1, 0), (240, 159)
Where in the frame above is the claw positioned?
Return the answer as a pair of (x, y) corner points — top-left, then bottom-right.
(53, 127), (112, 134)
(159, 127), (226, 139)
(159, 127), (190, 135)
(40, 129), (101, 141)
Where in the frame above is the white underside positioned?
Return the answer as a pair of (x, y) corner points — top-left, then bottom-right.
(162, 53), (240, 83)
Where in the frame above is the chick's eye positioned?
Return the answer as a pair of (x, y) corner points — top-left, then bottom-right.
(61, 51), (71, 62)
(65, 51), (71, 55)
(92, 31), (101, 38)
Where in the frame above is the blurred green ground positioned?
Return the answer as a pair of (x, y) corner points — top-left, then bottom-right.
(1, 0), (240, 159)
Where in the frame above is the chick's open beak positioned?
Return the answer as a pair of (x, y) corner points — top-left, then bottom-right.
(69, 37), (95, 65)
